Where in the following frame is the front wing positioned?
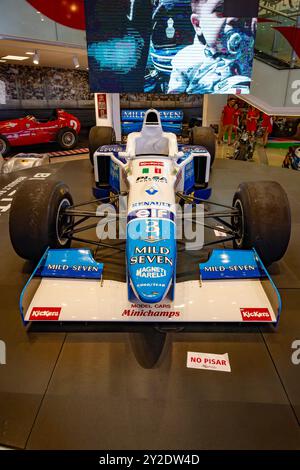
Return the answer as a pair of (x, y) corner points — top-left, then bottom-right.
(20, 249), (281, 325)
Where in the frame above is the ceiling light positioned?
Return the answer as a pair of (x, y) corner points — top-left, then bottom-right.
(26, 52), (35, 55)
(1, 55), (29, 61)
(0, 59), (7, 63)
(33, 50), (40, 65)
(73, 56), (80, 69)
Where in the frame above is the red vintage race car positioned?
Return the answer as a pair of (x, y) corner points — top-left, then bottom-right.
(0, 109), (81, 156)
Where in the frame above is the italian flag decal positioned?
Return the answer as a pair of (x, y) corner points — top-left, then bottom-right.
(140, 161), (164, 174)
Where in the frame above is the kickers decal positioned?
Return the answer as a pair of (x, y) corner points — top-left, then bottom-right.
(30, 307), (61, 321)
(240, 308), (272, 322)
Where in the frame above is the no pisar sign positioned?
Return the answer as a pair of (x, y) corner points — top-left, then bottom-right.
(187, 352), (231, 372)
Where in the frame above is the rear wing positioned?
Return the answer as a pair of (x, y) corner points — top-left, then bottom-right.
(121, 109), (183, 135)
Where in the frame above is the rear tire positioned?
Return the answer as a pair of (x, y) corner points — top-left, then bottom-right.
(0, 135), (11, 157)
(232, 181), (291, 266)
(190, 126), (216, 165)
(9, 179), (73, 261)
(57, 127), (78, 150)
(190, 126), (216, 187)
(89, 126), (115, 177)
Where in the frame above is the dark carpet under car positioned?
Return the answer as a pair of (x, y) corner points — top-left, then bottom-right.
(0, 158), (299, 450)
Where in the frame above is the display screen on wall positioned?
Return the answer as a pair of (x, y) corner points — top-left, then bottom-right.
(84, 0), (257, 94)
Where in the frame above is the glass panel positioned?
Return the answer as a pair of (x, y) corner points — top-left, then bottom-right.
(256, 0), (300, 68)
(0, 0), (57, 42)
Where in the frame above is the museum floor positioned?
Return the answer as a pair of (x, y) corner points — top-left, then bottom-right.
(0, 156), (299, 450)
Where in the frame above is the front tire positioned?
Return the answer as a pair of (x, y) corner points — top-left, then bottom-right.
(232, 181), (291, 266)
(9, 179), (73, 261)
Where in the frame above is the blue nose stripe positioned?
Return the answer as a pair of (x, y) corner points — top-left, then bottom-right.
(127, 218), (176, 304)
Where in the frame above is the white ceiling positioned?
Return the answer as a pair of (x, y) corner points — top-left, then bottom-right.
(0, 39), (88, 70)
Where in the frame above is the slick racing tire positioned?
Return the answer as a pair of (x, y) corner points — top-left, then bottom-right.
(89, 126), (115, 185)
(57, 127), (78, 150)
(0, 135), (11, 157)
(232, 181), (291, 266)
(9, 179), (73, 261)
(190, 126), (216, 165)
(190, 127), (216, 187)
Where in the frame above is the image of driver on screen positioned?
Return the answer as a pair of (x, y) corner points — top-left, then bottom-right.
(168, 0), (256, 94)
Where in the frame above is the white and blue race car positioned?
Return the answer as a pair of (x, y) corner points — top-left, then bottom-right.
(9, 110), (291, 335)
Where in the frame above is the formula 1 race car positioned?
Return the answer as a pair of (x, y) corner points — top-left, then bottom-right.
(0, 109), (80, 156)
(9, 110), (291, 366)
(0, 153), (50, 174)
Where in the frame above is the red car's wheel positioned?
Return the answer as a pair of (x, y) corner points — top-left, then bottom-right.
(57, 127), (78, 150)
(0, 135), (10, 157)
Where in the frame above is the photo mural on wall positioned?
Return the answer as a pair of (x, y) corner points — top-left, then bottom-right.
(120, 93), (203, 108)
(0, 81), (5, 104)
(0, 64), (93, 107)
